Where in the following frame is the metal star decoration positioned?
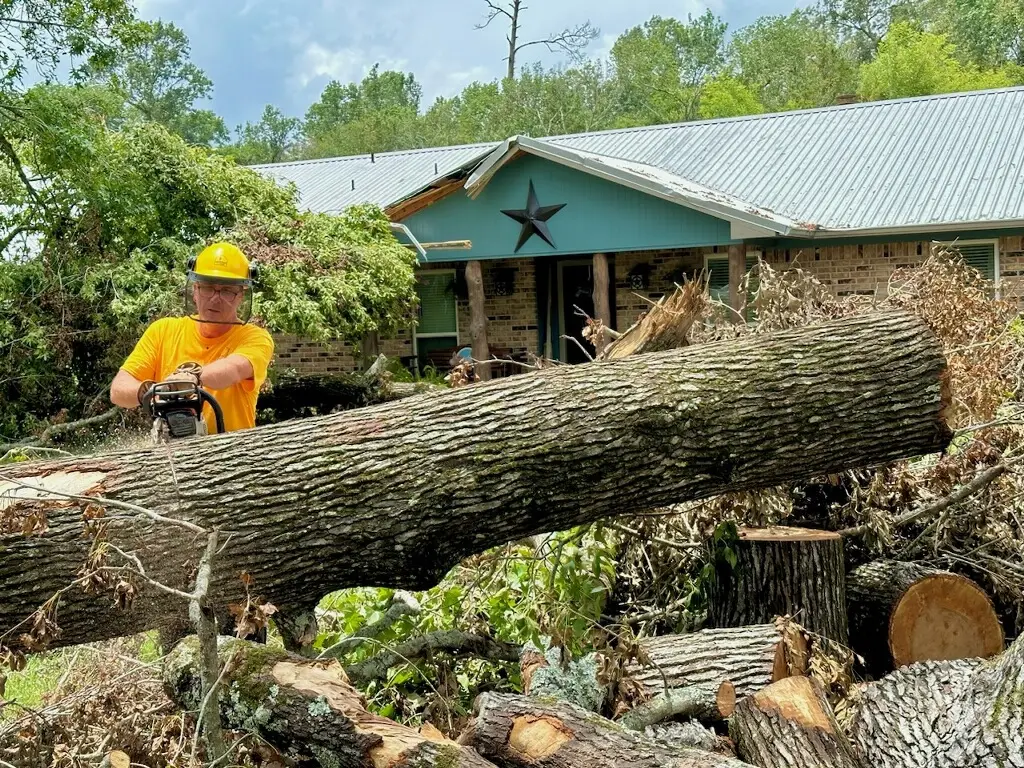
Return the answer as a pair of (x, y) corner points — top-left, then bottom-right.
(500, 180), (566, 253)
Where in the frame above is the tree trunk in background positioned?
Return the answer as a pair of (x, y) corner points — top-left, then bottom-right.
(708, 528), (849, 645)
(463, 693), (752, 768)
(728, 245), (747, 319)
(465, 259), (491, 381)
(0, 312), (950, 652)
(846, 560), (1003, 674)
(162, 638), (498, 768)
(592, 253), (612, 355)
(730, 677), (860, 768)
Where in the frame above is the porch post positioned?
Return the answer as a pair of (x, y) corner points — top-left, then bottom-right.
(465, 259), (491, 381)
(592, 253), (612, 354)
(360, 331), (380, 371)
(728, 244), (746, 320)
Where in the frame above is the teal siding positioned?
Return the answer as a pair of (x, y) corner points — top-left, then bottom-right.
(402, 154), (735, 262)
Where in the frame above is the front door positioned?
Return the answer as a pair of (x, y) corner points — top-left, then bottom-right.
(559, 261), (595, 364)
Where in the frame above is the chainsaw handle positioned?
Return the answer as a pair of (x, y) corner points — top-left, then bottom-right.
(139, 382), (225, 435)
(200, 389), (226, 435)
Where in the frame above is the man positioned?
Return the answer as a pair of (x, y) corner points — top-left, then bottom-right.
(110, 242), (274, 434)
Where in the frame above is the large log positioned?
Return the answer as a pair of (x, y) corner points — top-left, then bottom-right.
(729, 676), (860, 768)
(0, 312), (951, 651)
(847, 633), (1024, 767)
(163, 637), (499, 768)
(846, 559), (1003, 673)
(463, 692), (752, 768)
(626, 623), (811, 699)
(709, 527), (848, 645)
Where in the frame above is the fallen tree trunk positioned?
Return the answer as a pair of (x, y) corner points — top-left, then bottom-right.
(847, 632), (1024, 767)
(626, 623), (810, 699)
(708, 527), (848, 645)
(463, 692), (752, 767)
(846, 658), (984, 768)
(730, 676), (860, 768)
(846, 559), (1003, 673)
(0, 312), (951, 651)
(163, 637), (499, 768)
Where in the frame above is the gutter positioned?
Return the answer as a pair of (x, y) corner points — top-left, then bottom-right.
(389, 222), (427, 260)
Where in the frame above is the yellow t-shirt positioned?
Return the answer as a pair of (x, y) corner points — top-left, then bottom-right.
(120, 317), (274, 433)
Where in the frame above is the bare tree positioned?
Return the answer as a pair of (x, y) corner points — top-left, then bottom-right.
(476, 0), (599, 80)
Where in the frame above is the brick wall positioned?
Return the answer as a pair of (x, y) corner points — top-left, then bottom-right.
(273, 235), (1024, 376)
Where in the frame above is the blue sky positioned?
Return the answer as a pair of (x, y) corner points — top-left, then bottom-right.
(135, 0), (800, 131)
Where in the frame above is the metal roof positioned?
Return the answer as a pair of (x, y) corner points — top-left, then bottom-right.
(251, 142), (495, 213)
(255, 87), (1024, 235)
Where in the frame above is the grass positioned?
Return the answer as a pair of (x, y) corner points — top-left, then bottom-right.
(2, 631), (164, 718)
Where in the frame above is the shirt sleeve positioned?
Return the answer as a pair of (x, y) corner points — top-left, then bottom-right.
(234, 327), (274, 393)
(120, 319), (166, 382)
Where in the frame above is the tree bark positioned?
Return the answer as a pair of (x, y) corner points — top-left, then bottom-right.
(729, 676), (860, 768)
(847, 633), (1024, 767)
(163, 637), (499, 768)
(463, 692), (752, 768)
(708, 527), (849, 645)
(847, 658), (985, 768)
(592, 253), (612, 355)
(0, 312), (951, 652)
(846, 560), (1004, 674)
(625, 623), (810, 700)
(466, 259), (491, 381)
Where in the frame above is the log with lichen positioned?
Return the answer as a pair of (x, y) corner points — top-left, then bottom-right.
(162, 637), (499, 768)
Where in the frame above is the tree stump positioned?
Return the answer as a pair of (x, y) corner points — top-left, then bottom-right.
(708, 527), (848, 645)
(729, 676), (860, 768)
(846, 560), (1004, 673)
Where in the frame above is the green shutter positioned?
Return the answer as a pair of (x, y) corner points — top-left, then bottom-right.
(415, 272), (457, 335)
(955, 243), (996, 282)
(707, 255), (759, 304)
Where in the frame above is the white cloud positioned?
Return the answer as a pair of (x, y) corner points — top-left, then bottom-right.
(292, 42), (409, 91)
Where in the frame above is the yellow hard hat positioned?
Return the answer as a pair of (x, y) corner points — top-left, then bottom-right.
(188, 242), (254, 286)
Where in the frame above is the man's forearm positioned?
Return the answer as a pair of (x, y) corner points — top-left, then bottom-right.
(201, 355), (254, 390)
(110, 370), (146, 409)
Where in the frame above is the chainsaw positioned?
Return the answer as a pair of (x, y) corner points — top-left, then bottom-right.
(140, 380), (225, 443)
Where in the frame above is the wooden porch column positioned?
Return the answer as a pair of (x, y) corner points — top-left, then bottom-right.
(728, 244), (746, 320)
(360, 331), (380, 371)
(592, 253), (612, 354)
(465, 260), (491, 381)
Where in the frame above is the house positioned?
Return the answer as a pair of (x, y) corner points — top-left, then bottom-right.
(255, 87), (1024, 378)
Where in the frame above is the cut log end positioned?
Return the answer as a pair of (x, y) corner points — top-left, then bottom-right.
(889, 572), (1004, 667)
(716, 680), (737, 719)
(738, 526), (841, 542)
(750, 677), (833, 732)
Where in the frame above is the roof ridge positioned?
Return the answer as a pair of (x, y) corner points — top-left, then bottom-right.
(250, 140), (497, 170)
(539, 86), (1024, 143)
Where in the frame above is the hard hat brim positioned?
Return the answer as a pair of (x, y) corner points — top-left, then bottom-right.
(188, 271), (252, 287)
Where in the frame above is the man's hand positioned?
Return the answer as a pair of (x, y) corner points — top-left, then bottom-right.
(164, 362), (203, 390)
